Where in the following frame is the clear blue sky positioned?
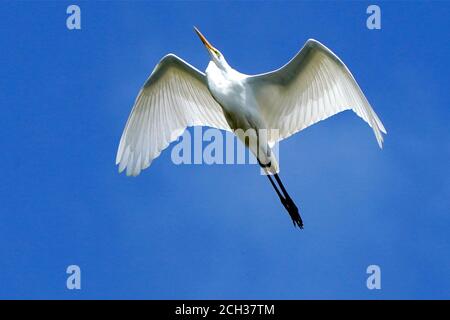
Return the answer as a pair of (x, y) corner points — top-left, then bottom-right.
(0, 1), (449, 299)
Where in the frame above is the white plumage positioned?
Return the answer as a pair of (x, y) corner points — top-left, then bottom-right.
(116, 54), (231, 177)
(116, 28), (387, 228)
(249, 39), (386, 147)
(116, 36), (386, 177)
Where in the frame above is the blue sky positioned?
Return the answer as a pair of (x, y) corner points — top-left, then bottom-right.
(0, 1), (449, 299)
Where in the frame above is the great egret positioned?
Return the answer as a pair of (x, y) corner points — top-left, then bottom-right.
(116, 27), (387, 229)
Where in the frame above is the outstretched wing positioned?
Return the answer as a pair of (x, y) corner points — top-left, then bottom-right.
(116, 54), (231, 176)
(247, 39), (386, 147)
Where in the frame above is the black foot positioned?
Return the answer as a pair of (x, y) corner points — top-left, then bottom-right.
(282, 196), (304, 229)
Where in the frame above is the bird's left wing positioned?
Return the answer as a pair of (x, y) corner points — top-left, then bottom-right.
(116, 54), (231, 176)
(247, 39), (386, 147)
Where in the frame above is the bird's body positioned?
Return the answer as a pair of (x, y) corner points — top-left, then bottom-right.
(205, 60), (279, 173)
(116, 27), (387, 228)
(206, 61), (247, 118)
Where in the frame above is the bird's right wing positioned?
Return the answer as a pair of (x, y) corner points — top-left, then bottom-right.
(247, 39), (386, 147)
(116, 54), (231, 176)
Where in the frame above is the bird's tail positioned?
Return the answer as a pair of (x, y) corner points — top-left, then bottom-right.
(263, 168), (303, 229)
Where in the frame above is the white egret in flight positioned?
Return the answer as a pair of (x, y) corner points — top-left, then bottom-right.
(116, 27), (387, 229)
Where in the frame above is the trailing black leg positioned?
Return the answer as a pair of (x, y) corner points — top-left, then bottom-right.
(267, 174), (284, 202)
(261, 161), (304, 229)
(273, 173), (303, 228)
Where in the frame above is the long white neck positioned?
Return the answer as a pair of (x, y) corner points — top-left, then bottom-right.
(205, 58), (248, 87)
(211, 56), (232, 72)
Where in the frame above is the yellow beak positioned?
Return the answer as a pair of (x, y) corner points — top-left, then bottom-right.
(194, 26), (215, 52)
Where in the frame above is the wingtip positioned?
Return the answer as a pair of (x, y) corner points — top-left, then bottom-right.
(306, 38), (324, 48)
(376, 133), (385, 149)
(117, 162), (125, 174)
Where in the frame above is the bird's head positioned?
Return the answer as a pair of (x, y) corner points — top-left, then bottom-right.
(194, 27), (228, 69)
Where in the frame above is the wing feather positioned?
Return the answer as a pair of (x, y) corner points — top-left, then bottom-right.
(116, 54), (231, 176)
(247, 39), (386, 147)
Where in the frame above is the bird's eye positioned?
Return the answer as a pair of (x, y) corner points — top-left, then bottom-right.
(215, 50), (221, 58)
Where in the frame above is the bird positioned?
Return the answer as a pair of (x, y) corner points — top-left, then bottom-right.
(116, 27), (387, 229)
